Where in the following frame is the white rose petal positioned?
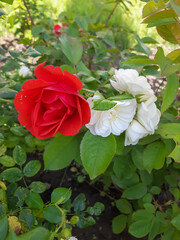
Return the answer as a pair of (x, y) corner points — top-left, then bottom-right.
(19, 65), (31, 78)
(69, 237), (78, 240)
(125, 120), (149, 146)
(110, 69), (154, 101)
(86, 96), (137, 137)
(137, 96), (161, 134)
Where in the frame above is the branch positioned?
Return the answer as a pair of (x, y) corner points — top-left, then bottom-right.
(104, 1), (119, 28)
(22, 0), (34, 26)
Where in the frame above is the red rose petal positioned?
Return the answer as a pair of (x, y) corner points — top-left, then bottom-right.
(79, 96), (91, 125)
(35, 62), (61, 83)
(59, 110), (82, 136)
(63, 70), (83, 91)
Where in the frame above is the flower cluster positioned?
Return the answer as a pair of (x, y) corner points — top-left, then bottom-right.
(86, 69), (161, 145)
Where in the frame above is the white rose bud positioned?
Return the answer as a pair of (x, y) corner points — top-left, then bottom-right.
(69, 237), (78, 240)
(86, 95), (137, 137)
(19, 65), (31, 78)
(110, 69), (154, 101)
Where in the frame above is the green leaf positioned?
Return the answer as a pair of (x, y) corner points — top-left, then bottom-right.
(133, 209), (153, 221)
(1, 168), (22, 183)
(161, 73), (179, 114)
(108, 94), (134, 101)
(122, 183), (147, 199)
(19, 209), (34, 230)
(0, 88), (17, 99)
(156, 123), (180, 139)
(150, 186), (161, 195)
(80, 131), (116, 179)
(170, 0), (180, 16)
(51, 188), (72, 204)
(171, 214), (180, 230)
(77, 61), (91, 76)
(131, 145), (144, 170)
(29, 181), (46, 193)
(113, 155), (136, 180)
(25, 47), (41, 57)
(15, 187), (29, 207)
(149, 218), (160, 240)
(116, 199), (132, 214)
(0, 155), (15, 167)
(23, 160), (41, 177)
(17, 227), (50, 240)
(0, 144), (6, 156)
(156, 22), (180, 44)
(144, 203), (155, 214)
(31, 25), (45, 37)
(142, 0), (165, 18)
(6, 231), (18, 240)
(13, 145), (26, 166)
(0, 8), (6, 16)
(0, 215), (8, 240)
(92, 99), (116, 111)
(25, 192), (44, 210)
(167, 49), (180, 63)
(10, 126), (27, 136)
(73, 193), (86, 212)
(129, 220), (151, 238)
(169, 134), (180, 162)
(154, 47), (167, 74)
(60, 35), (83, 65)
(142, 9), (177, 24)
(44, 135), (78, 170)
(74, 16), (89, 31)
(112, 214), (127, 234)
(87, 202), (105, 216)
(134, 34), (152, 55)
(97, 30), (116, 48)
(0, 133), (4, 146)
(143, 141), (166, 173)
(0, 0), (13, 4)
(43, 206), (62, 223)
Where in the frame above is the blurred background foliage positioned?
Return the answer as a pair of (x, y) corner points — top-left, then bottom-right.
(0, 0), (165, 50)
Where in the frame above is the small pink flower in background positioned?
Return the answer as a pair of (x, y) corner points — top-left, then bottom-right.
(54, 24), (62, 35)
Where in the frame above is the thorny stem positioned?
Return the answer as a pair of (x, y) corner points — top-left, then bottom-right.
(22, 0), (34, 26)
(104, 1), (120, 28)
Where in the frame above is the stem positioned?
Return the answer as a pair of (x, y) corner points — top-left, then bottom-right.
(22, 0), (34, 26)
(104, 1), (119, 28)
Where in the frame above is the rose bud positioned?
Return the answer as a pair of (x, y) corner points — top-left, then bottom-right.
(53, 24), (62, 35)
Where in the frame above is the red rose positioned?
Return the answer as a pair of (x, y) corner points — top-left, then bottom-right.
(54, 24), (62, 35)
(14, 63), (91, 139)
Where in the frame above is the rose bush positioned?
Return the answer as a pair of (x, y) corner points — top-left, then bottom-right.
(14, 62), (91, 139)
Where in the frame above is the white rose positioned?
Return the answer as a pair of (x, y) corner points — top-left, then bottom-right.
(19, 65), (31, 78)
(110, 69), (154, 101)
(125, 120), (149, 146)
(69, 237), (78, 240)
(86, 96), (137, 137)
(137, 96), (161, 134)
